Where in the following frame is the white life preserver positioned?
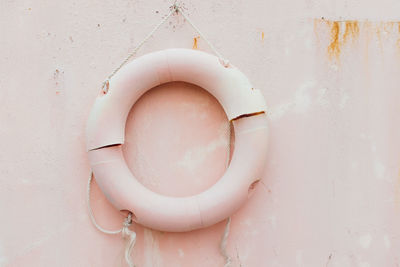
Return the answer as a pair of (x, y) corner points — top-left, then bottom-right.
(86, 48), (268, 232)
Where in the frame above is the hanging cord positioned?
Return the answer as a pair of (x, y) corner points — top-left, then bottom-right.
(220, 217), (232, 267)
(91, 4), (234, 266)
(87, 123), (233, 267)
(175, 5), (229, 67)
(87, 172), (137, 267)
(220, 121), (232, 267)
(102, 4), (229, 93)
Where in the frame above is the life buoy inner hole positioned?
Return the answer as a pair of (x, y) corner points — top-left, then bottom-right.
(122, 81), (234, 197)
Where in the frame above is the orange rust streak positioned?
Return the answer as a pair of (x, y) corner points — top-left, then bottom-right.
(397, 22), (400, 49)
(343, 21), (359, 44)
(261, 31), (265, 41)
(192, 36), (199, 49)
(313, 19), (320, 43)
(327, 21), (341, 60)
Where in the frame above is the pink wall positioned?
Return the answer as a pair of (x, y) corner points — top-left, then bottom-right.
(1, 0), (400, 266)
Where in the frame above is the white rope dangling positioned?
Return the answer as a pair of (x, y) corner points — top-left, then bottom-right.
(174, 5), (230, 67)
(220, 217), (232, 267)
(122, 214), (137, 267)
(219, 121), (233, 267)
(87, 172), (137, 267)
(92, 4), (235, 266)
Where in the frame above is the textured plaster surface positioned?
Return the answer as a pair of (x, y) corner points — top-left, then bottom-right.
(1, 0), (400, 266)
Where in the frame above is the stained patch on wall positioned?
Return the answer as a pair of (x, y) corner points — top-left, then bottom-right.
(314, 18), (400, 62)
(397, 22), (400, 49)
(343, 21), (360, 44)
(327, 21), (341, 60)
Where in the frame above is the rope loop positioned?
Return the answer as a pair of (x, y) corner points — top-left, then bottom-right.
(102, 80), (110, 94)
(87, 172), (137, 267)
(100, 3), (230, 91)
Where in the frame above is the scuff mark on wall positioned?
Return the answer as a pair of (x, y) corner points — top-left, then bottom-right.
(268, 80), (316, 120)
(53, 69), (64, 95)
(143, 229), (162, 267)
(325, 253), (333, 267)
(177, 122), (229, 173)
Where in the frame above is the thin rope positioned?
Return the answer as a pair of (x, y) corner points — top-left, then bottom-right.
(220, 217), (232, 267)
(220, 121), (232, 267)
(87, 172), (136, 267)
(175, 5), (229, 67)
(92, 4), (234, 266)
(101, 7), (177, 93)
(102, 4), (229, 93)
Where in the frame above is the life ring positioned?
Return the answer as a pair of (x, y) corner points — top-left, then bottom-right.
(86, 48), (268, 232)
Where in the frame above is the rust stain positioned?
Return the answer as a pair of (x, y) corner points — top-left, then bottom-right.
(397, 22), (400, 49)
(375, 22), (384, 52)
(363, 21), (373, 63)
(313, 18), (328, 45)
(375, 23), (382, 40)
(232, 111), (265, 121)
(383, 22), (394, 33)
(327, 21), (341, 60)
(343, 21), (359, 44)
(313, 18), (321, 43)
(192, 36), (200, 49)
(261, 31), (265, 41)
(314, 18), (400, 61)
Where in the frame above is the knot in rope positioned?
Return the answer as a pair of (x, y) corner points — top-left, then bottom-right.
(172, 4), (180, 12)
(121, 212), (136, 267)
(102, 80), (110, 94)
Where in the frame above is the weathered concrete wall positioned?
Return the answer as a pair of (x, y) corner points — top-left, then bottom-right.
(1, 0), (400, 266)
